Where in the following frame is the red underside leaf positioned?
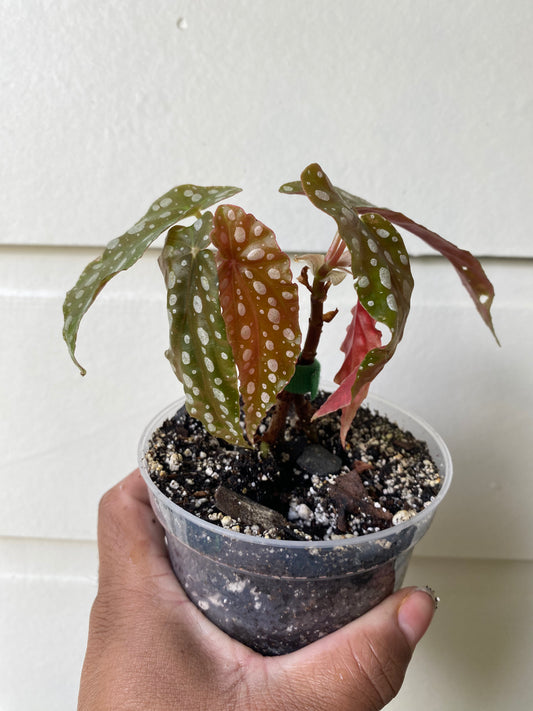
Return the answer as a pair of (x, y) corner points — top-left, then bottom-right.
(314, 302), (382, 445)
(211, 205), (301, 441)
(357, 206), (499, 344)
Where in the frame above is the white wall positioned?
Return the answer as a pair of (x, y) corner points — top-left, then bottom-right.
(1, 1), (532, 709)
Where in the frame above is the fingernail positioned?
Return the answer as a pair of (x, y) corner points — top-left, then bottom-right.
(415, 586), (440, 609)
(398, 586), (439, 649)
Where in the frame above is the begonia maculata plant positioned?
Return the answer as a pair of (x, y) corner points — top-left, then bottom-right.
(63, 163), (498, 448)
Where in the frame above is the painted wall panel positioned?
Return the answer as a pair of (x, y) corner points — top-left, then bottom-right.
(0, 539), (95, 711)
(1, 0), (531, 255)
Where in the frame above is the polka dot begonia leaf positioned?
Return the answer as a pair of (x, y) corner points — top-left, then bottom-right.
(281, 171), (498, 344)
(296, 163), (414, 431)
(211, 205), (301, 442)
(63, 183), (241, 374)
(159, 214), (248, 448)
(356, 206), (500, 345)
(279, 180), (375, 210)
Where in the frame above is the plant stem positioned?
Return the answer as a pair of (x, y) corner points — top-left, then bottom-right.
(298, 268), (330, 365)
(261, 234), (349, 446)
(260, 390), (293, 445)
(261, 266), (331, 445)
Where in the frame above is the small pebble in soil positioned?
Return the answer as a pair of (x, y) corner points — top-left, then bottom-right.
(297, 444), (343, 476)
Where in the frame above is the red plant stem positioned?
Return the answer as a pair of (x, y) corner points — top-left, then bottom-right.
(260, 390), (293, 445)
(261, 249), (340, 446)
(298, 271), (330, 365)
(299, 232), (347, 364)
(261, 270), (329, 445)
(294, 393), (318, 441)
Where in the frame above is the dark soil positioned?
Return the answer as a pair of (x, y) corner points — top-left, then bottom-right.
(145, 391), (442, 542)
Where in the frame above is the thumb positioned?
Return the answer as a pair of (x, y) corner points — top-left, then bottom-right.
(278, 587), (438, 711)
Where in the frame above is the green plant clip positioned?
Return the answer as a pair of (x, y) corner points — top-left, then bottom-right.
(285, 360), (321, 399)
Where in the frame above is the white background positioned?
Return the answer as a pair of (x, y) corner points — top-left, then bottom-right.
(1, 1), (532, 708)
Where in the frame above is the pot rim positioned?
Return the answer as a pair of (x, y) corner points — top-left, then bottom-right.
(138, 391), (453, 550)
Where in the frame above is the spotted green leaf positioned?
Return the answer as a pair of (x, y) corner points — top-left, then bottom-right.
(63, 183), (242, 374)
(211, 205), (301, 441)
(356, 206), (499, 344)
(159, 214), (247, 447)
(279, 180), (375, 209)
(281, 175), (498, 343)
(299, 163), (414, 424)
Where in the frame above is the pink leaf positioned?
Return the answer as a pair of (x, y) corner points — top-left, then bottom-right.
(314, 302), (382, 445)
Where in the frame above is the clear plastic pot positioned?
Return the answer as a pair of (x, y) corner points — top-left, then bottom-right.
(138, 394), (452, 656)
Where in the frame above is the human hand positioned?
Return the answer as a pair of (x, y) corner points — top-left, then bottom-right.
(78, 470), (437, 711)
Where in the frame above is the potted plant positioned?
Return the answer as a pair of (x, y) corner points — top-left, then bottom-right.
(63, 163), (497, 655)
